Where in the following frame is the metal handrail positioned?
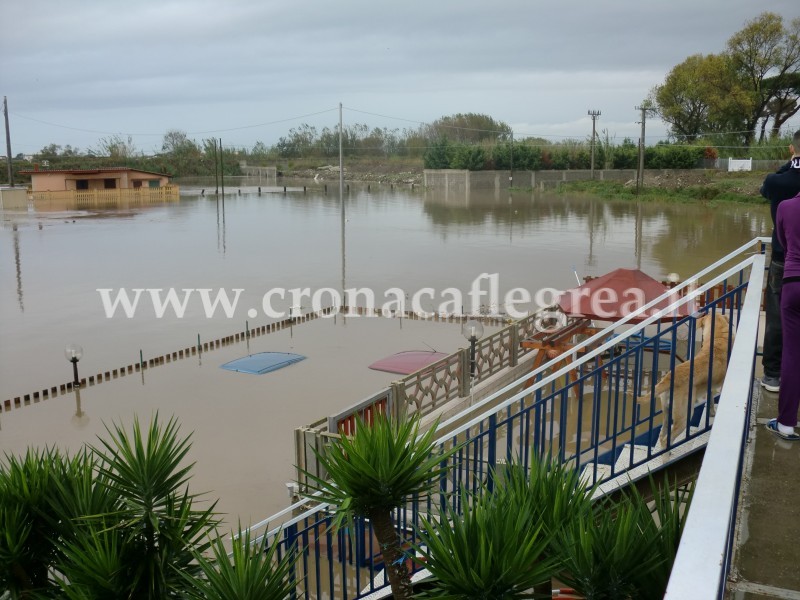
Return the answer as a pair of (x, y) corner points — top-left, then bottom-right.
(664, 253), (765, 599)
(435, 254), (757, 447)
(434, 237), (768, 436)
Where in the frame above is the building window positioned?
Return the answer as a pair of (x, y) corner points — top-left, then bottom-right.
(104, 178), (116, 189)
(132, 180), (143, 188)
(76, 179), (89, 190)
(148, 180), (160, 188)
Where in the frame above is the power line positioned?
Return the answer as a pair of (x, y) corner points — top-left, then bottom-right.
(9, 107), (339, 137)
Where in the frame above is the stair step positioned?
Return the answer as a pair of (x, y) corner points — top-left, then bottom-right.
(580, 462), (613, 487)
(614, 443), (652, 471)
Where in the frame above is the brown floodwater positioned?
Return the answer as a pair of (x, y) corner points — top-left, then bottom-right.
(0, 184), (771, 527)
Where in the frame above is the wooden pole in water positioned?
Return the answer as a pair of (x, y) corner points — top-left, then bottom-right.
(3, 97), (12, 188)
(213, 138), (219, 194)
(219, 138), (225, 197)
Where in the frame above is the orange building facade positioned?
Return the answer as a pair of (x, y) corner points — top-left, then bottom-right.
(20, 167), (171, 192)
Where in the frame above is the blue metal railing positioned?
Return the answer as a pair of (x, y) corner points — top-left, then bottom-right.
(250, 239), (768, 599)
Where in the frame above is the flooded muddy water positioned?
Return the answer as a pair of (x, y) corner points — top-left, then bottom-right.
(0, 184), (771, 526)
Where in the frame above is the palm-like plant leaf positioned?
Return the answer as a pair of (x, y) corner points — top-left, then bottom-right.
(415, 485), (556, 599)
(0, 447), (67, 596)
(555, 493), (669, 600)
(627, 477), (694, 600)
(86, 412), (218, 598)
(301, 413), (457, 529)
(183, 526), (298, 600)
(299, 412), (459, 600)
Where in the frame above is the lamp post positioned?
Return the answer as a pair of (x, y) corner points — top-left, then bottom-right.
(461, 319), (484, 378)
(64, 343), (83, 387)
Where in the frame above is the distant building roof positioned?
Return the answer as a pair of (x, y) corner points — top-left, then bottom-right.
(19, 167), (171, 177)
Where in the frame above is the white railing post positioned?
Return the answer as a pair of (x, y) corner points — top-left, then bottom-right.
(664, 253), (765, 599)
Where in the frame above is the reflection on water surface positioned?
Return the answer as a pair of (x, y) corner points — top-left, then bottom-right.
(0, 185), (770, 524)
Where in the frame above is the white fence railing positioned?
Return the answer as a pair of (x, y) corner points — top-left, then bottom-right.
(664, 251), (765, 599)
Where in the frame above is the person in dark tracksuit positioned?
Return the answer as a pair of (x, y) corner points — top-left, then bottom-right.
(759, 130), (800, 393)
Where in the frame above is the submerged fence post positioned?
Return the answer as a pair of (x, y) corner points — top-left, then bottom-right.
(510, 325), (519, 367)
(390, 381), (406, 421)
(487, 414), (498, 492)
(458, 348), (471, 397)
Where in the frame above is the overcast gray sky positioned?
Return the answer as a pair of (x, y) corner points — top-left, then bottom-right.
(2, 0), (799, 156)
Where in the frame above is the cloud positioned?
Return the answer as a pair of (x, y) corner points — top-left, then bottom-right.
(3, 0), (798, 152)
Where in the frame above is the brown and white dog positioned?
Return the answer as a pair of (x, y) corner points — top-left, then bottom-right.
(636, 312), (732, 448)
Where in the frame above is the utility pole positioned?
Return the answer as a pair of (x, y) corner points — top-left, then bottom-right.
(588, 110), (601, 179)
(3, 97), (12, 188)
(635, 105), (655, 191)
(509, 130), (514, 189)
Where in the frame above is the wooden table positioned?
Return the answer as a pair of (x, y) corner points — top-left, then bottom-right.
(520, 318), (602, 397)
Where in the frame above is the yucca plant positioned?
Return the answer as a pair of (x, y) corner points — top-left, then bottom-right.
(554, 474), (696, 600)
(493, 458), (595, 597)
(300, 412), (459, 600)
(554, 495), (658, 600)
(47, 414), (219, 598)
(0, 447), (67, 598)
(87, 414), (218, 598)
(182, 526), (298, 600)
(627, 478), (694, 600)
(414, 483), (556, 599)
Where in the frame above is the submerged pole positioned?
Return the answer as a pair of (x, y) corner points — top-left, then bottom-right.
(219, 138), (225, 197)
(3, 97), (13, 187)
(213, 138), (219, 194)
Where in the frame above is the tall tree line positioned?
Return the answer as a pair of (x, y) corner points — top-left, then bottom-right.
(652, 12), (800, 145)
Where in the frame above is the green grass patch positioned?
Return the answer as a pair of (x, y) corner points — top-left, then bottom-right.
(557, 180), (764, 205)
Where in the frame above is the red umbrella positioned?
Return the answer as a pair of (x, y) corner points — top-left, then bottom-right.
(558, 268), (693, 322)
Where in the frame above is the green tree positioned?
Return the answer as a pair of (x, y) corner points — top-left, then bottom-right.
(250, 141), (270, 161)
(426, 113), (511, 143)
(727, 12), (800, 145)
(301, 413), (458, 600)
(451, 144), (486, 170)
(97, 134), (137, 159)
(653, 53), (751, 141)
(653, 13), (800, 145)
(161, 129), (192, 154)
(762, 72), (800, 139)
(424, 137), (454, 168)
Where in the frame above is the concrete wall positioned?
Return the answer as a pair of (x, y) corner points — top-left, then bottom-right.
(240, 165), (277, 178)
(0, 187), (28, 210)
(425, 168), (671, 190)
